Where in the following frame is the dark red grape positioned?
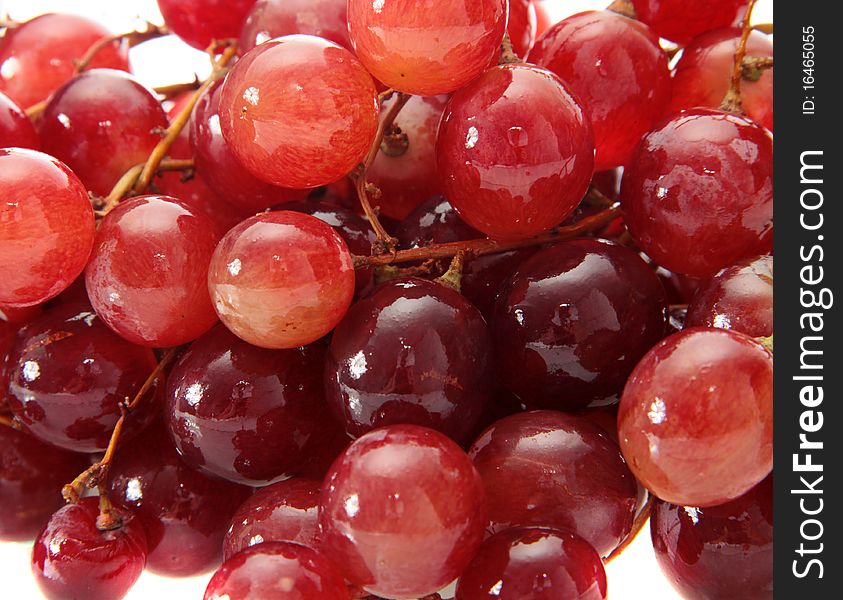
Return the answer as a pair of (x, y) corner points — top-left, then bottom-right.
(493, 240), (667, 410)
(0, 90), (37, 148)
(469, 410), (639, 557)
(0, 13), (129, 109)
(0, 148), (95, 307)
(618, 327), (773, 507)
(6, 303), (161, 453)
(239, 0), (350, 53)
(320, 425), (487, 598)
(207, 211), (355, 349)
(223, 478), (320, 560)
(455, 527), (607, 600)
(531, 10), (671, 170)
(325, 278), (493, 442)
(368, 94), (448, 220)
(38, 69), (169, 197)
(157, 0), (257, 51)
(204, 541), (350, 600)
(166, 324), (340, 486)
(0, 427), (89, 541)
(85, 195), (221, 347)
(107, 420), (251, 576)
(651, 475), (773, 600)
(686, 255), (773, 338)
(219, 35), (378, 189)
(31, 497), (147, 600)
(348, 0), (508, 95)
(395, 195), (481, 249)
(670, 28), (773, 131)
(437, 63), (594, 240)
(621, 108), (773, 277)
(631, 0), (748, 44)
(461, 250), (534, 322)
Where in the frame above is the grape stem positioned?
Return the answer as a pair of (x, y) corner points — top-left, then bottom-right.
(607, 0), (637, 19)
(434, 251), (467, 292)
(741, 56), (773, 81)
(720, 0), (759, 114)
(753, 22), (773, 35)
(499, 33), (520, 64)
(352, 203), (622, 269)
(756, 334), (773, 353)
(61, 348), (180, 505)
(73, 22), (170, 73)
(351, 90), (412, 254)
(96, 485), (123, 531)
(0, 413), (21, 430)
(606, 494), (653, 563)
(94, 158), (195, 216)
(153, 76), (202, 99)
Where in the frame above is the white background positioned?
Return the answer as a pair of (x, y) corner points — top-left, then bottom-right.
(0, 0), (772, 598)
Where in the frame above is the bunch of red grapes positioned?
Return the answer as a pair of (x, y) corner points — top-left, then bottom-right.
(0, 0), (774, 598)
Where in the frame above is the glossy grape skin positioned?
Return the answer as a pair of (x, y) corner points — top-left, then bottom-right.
(509, 0), (538, 58)
(166, 324), (340, 486)
(224, 478), (320, 561)
(493, 240), (667, 410)
(437, 64), (594, 240)
(395, 195), (481, 249)
(0, 148), (95, 307)
(651, 475), (773, 600)
(6, 303), (161, 453)
(530, 11), (671, 171)
(205, 542), (350, 600)
(670, 28), (773, 132)
(239, 0), (350, 53)
(325, 278), (494, 442)
(107, 420), (251, 576)
(86, 195), (221, 347)
(0, 90), (37, 148)
(368, 94), (448, 220)
(191, 80), (307, 213)
(455, 527), (607, 600)
(219, 35), (378, 189)
(348, 0), (506, 96)
(0, 13), (129, 109)
(157, 0), (257, 51)
(686, 255), (773, 338)
(631, 0), (748, 45)
(618, 328), (773, 507)
(31, 497), (147, 600)
(621, 108), (773, 278)
(0, 427), (89, 541)
(462, 249), (535, 322)
(320, 425), (487, 599)
(207, 211), (355, 349)
(469, 410), (639, 557)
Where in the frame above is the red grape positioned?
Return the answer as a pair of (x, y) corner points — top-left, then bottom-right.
(191, 80), (307, 213)
(0, 427), (89, 541)
(238, 0), (350, 54)
(0, 148), (95, 307)
(107, 420), (251, 576)
(6, 303), (161, 453)
(618, 327), (773, 507)
(207, 211), (355, 349)
(395, 195), (481, 249)
(0, 304), (42, 325)
(631, 0), (748, 45)
(368, 94), (448, 220)
(166, 324), (340, 486)
(223, 478), (320, 560)
(455, 527), (607, 600)
(469, 410), (639, 557)
(530, 10), (671, 171)
(493, 240), (667, 410)
(320, 425), (487, 598)
(38, 69), (169, 197)
(461, 249), (535, 322)
(0, 13), (129, 109)
(533, 0), (554, 38)
(31, 497), (147, 600)
(670, 28), (773, 131)
(156, 0), (257, 51)
(437, 63), (594, 240)
(650, 475), (773, 600)
(347, 0), (508, 95)
(0, 90), (37, 148)
(204, 542), (350, 600)
(86, 195), (221, 347)
(325, 278), (493, 442)
(508, 0), (538, 58)
(219, 35), (379, 189)
(621, 108), (773, 277)
(686, 255), (773, 338)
